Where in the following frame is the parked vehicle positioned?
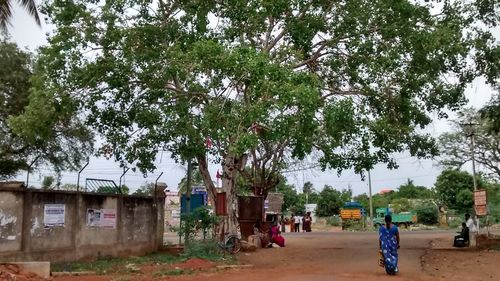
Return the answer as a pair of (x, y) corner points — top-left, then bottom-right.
(373, 207), (417, 228)
(340, 202), (365, 229)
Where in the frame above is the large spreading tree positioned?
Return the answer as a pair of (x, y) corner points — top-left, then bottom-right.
(38, 0), (499, 232)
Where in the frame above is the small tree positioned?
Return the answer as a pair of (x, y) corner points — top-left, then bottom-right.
(316, 186), (343, 217)
(42, 176), (55, 189)
(434, 169), (475, 212)
(415, 203), (438, 225)
(133, 182), (155, 196)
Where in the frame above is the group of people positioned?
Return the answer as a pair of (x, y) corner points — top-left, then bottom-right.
(252, 212), (314, 248)
(281, 212), (313, 233)
(453, 213), (478, 247)
(253, 220), (286, 248)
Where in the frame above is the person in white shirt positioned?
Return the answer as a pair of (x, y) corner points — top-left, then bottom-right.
(465, 213), (477, 246)
(294, 215), (302, 232)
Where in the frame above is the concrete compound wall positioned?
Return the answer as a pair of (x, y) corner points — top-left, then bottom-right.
(0, 187), (164, 262)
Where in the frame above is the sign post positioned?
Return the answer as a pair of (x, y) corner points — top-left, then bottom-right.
(474, 190), (487, 216)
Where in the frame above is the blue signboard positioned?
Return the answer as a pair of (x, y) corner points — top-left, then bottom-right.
(180, 194), (205, 214)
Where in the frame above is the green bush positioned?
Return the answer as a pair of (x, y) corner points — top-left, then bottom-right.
(177, 207), (219, 244)
(326, 216), (342, 226)
(182, 240), (225, 261)
(416, 204), (438, 225)
(342, 219), (365, 231)
(447, 216), (462, 229)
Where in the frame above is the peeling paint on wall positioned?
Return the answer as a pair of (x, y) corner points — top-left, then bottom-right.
(31, 217), (40, 235)
(0, 210), (17, 226)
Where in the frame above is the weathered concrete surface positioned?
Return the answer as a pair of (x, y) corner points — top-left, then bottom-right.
(78, 195), (118, 247)
(0, 191), (23, 252)
(30, 192), (76, 251)
(0, 187), (165, 263)
(4, 261), (50, 278)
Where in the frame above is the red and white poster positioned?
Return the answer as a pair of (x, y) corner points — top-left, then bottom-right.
(87, 208), (116, 228)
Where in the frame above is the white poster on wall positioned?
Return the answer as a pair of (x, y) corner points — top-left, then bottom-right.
(44, 204), (65, 227)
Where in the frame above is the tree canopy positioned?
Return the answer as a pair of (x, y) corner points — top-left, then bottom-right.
(0, 40), (93, 179)
(37, 0), (500, 229)
(439, 108), (500, 179)
(434, 169), (476, 213)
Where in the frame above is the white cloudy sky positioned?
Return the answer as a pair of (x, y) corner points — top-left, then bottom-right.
(8, 3), (497, 195)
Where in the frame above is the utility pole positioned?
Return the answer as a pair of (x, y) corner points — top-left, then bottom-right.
(368, 170), (374, 229)
(462, 122), (480, 233)
(186, 160), (193, 214)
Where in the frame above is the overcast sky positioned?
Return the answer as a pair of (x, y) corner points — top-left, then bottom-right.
(8, 3), (497, 195)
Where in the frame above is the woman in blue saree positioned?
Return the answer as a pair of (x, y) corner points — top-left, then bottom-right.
(379, 214), (400, 275)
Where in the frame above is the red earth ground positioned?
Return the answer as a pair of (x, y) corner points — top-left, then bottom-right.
(42, 230), (500, 281)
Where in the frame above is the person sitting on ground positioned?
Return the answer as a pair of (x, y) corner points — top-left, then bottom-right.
(453, 223), (470, 247)
(269, 223), (285, 247)
(253, 220), (271, 248)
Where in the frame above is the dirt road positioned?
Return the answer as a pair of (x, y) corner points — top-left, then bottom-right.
(53, 230), (500, 281)
(165, 231), (499, 281)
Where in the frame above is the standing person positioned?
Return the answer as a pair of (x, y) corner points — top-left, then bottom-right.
(290, 215), (295, 232)
(303, 212), (312, 232)
(294, 214), (301, 232)
(280, 215), (286, 233)
(465, 213), (477, 246)
(379, 214), (400, 275)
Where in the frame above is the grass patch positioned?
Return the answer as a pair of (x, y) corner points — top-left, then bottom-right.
(182, 240), (228, 262)
(52, 240), (232, 275)
(153, 269), (193, 277)
(52, 252), (186, 275)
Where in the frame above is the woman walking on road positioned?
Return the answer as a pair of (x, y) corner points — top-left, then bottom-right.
(379, 214), (400, 275)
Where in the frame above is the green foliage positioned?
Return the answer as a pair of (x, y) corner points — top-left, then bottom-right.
(37, 0), (499, 195)
(275, 179), (300, 212)
(177, 207), (219, 244)
(435, 169), (475, 213)
(325, 216), (342, 227)
(391, 198), (412, 213)
(316, 185), (343, 217)
(133, 182), (155, 196)
(303, 181), (314, 194)
(448, 217), (463, 229)
(95, 185), (129, 195)
(181, 240), (225, 262)
(0, 39), (93, 179)
(52, 251), (183, 275)
(153, 269), (192, 277)
(415, 204), (438, 225)
(480, 92), (500, 134)
(42, 176), (55, 189)
(342, 219), (365, 231)
(486, 181), (500, 223)
(178, 169), (205, 195)
(396, 179), (435, 199)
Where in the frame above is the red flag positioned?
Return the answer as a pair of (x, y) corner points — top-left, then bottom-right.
(205, 137), (212, 148)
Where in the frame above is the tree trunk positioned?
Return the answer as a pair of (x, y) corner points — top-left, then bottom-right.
(197, 153), (245, 239)
(221, 154), (241, 237)
(197, 156), (217, 205)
